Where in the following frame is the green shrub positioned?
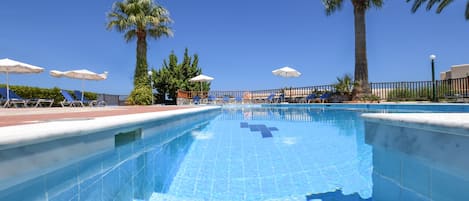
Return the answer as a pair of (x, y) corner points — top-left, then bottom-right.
(386, 87), (429, 101)
(361, 94), (381, 102)
(127, 86), (152, 105)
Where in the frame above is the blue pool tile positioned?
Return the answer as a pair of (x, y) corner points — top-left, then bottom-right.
(0, 176), (46, 201)
(402, 157), (430, 197)
(431, 168), (469, 201)
(49, 186), (78, 201)
(79, 173), (102, 201)
(268, 127), (278, 131)
(240, 122), (249, 128)
(45, 164), (78, 199)
(401, 187), (428, 201)
(103, 169), (121, 200)
(373, 172), (400, 201)
(249, 125), (262, 132)
(261, 130), (273, 138)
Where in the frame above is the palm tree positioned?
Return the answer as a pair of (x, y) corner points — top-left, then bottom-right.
(107, 0), (173, 90)
(407, 0), (469, 20)
(322, 0), (383, 100)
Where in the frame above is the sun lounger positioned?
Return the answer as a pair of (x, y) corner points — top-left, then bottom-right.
(223, 95), (230, 104)
(208, 95), (216, 104)
(0, 88), (28, 108)
(193, 95), (200, 105)
(319, 93), (331, 103)
(74, 90), (105, 106)
(235, 95), (242, 103)
(266, 93), (275, 103)
(304, 94), (317, 103)
(60, 90), (84, 107)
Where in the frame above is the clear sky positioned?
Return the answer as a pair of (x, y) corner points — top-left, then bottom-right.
(1, 0), (468, 95)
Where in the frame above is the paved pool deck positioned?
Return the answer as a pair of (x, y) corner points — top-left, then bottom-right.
(0, 106), (195, 127)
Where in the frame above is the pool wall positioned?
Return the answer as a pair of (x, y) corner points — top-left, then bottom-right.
(0, 106), (220, 193)
(363, 113), (469, 201)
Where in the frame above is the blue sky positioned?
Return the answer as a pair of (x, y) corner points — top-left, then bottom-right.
(1, 0), (468, 95)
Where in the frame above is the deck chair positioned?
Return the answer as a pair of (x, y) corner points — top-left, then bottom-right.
(235, 95), (242, 104)
(319, 93), (331, 103)
(208, 95), (216, 104)
(0, 88), (28, 108)
(193, 95), (200, 105)
(278, 93), (285, 103)
(0, 88), (53, 108)
(222, 95), (230, 104)
(74, 90), (105, 106)
(266, 93), (275, 103)
(60, 90), (84, 107)
(304, 94), (317, 103)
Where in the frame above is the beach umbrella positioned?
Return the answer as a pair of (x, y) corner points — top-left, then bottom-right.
(50, 69), (107, 101)
(272, 66), (301, 101)
(272, 66), (301, 78)
(189, 74), (214, 95)
(0, 58), (44, 100)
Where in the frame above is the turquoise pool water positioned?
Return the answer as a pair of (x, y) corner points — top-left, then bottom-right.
(3, 104), (467, 201)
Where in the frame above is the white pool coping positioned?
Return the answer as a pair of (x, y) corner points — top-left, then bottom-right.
(0, 106), (220, 151)
(362, 113), (469, 137)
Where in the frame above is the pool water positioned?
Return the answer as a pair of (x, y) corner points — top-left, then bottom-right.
(0, 106), (377, 201)
(162, 107), (372, 201)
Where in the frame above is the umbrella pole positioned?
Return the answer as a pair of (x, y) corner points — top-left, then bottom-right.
(81, 79), (84, 102)
(6, 71), (9, 100)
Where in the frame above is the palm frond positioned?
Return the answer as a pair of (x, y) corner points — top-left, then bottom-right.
(466, 1), (469, 20)
(407, 0), (426, 13)
(407, 0), (454, 13)
(370, 0), (384, 8)
(436, 0), (453, 13)
(148, 26), (173, 39)
(124, 30), (137, 42)
(106, 0), (173, 40)
(322, 0), (343, 15)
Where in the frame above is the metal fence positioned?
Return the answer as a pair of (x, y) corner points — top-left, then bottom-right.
(177, 76), (469, 104)
(97, 94), (128, 106)
(371, 76), (469, 101)
(177, 85), (336, 105)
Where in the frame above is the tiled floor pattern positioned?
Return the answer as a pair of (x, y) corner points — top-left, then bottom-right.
(157, 109), (373, 200)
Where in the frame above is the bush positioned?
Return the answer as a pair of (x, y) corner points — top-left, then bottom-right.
(361, 94), (381, 102)
(127, 86), (152, 105)
(386, 87), (429, 101)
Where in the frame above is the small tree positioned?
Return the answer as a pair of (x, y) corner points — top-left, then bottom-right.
(334, 74), (355, 95)
(107, 0), (173, 105)
(152, 48), (207, 104)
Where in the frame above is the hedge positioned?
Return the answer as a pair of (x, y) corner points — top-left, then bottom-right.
(0, 84), (97, 106)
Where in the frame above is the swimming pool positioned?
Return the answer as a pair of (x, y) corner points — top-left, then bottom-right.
(1, 104), (467, 200)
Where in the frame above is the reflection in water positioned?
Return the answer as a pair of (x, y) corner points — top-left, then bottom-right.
(306, 189), (373, 201)
(0, 111), (217, 201)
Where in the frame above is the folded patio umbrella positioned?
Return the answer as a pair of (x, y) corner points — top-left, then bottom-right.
(0, 58), (44, 100)
(50, 69), (108, 101)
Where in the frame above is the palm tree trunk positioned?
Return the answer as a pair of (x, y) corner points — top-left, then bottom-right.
(352, 4), (370, 100)
(135, 31), (149, 88)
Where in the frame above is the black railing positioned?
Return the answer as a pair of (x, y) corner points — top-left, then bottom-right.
(177, 76), (469, 104)
(177, 85), (337, 104)
(370, 76), (469, 102)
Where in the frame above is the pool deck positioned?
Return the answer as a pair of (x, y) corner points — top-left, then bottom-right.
(0, 106), (194, 127)
(0, 105), (221, 151)
(362, 113), (469, 136)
